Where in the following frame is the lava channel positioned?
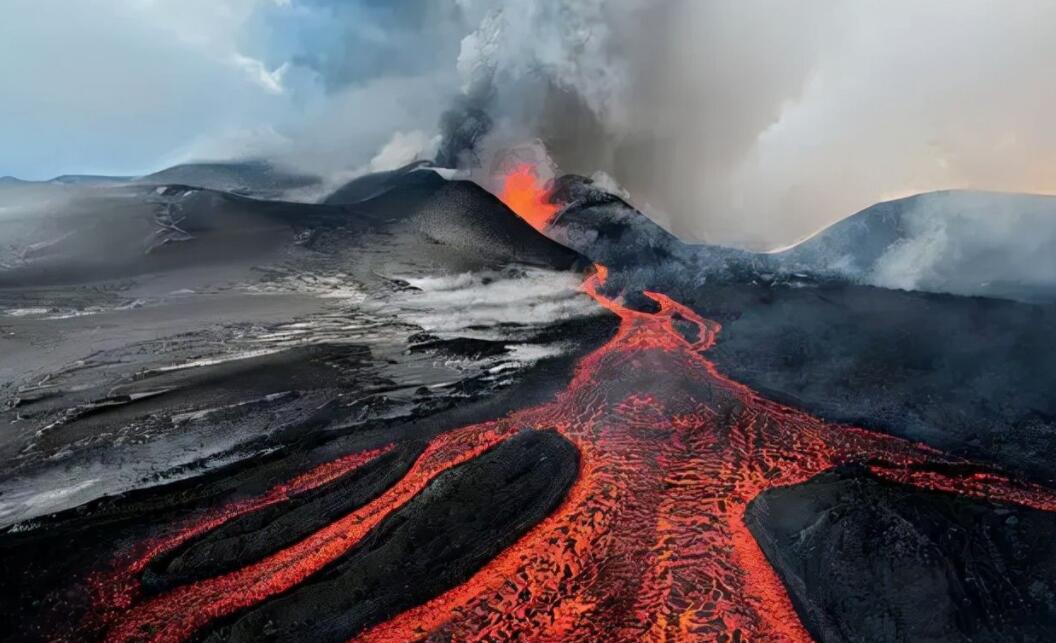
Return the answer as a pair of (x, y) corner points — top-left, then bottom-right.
(90, 263), (1056, 643)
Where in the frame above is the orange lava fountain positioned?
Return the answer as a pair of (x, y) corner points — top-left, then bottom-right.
(498, 163), (559, 231)
(94, 262), (1056, 643)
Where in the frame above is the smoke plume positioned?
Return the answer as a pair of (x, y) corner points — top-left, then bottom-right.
(431, 0), (1056, 249)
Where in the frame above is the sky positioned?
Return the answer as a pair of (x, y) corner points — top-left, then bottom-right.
(0, 0), (465, 180)
(3, 0), (1056, 247)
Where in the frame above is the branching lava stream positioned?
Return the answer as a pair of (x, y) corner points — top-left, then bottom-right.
(93, 261), (1056, 643)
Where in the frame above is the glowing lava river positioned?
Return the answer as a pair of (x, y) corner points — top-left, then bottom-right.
(89, 264), (1056, 642)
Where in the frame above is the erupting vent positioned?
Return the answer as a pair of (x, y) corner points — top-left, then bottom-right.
(498, 163), (559, 231)
(90, 267), (1056, 642)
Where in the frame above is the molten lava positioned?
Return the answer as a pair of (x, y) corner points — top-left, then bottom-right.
(498, 163), (559, 231)
(93, 266), (1056, 642)
(87, 445), (396, 629)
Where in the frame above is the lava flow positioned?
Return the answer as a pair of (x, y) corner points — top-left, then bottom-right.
(87, 444), (396, 628)
(93, 261), (1056, 643)
(498, 163), (559, 231)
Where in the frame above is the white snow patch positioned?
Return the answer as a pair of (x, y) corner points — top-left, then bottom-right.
(386, 268), (598, 337)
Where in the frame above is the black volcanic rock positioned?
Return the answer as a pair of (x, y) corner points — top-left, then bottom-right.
(746, 465), (1056, 642)
(408, 335), (511, 359)
(322, 170), (584, 276)
(549, 174), (681, 268)
(201, 429), (579, 643)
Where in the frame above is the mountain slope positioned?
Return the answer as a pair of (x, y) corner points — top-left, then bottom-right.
(326, 169), (584, 275)
(137, 161), (321, 199)
(775, 190), (1056, 301)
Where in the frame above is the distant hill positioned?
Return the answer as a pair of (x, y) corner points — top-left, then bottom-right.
(0, 165), (583, 288)
(2, 161), (321, 199)
(774, 190), (1056, 301)
(136, 161), (321, 199)
(50, 175), (133, 185)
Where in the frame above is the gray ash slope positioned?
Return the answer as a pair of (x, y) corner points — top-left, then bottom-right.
(0, 183), (347, 287)
(0, 165), (580, 290)
(0, 165), (611, 528)
(323, 164), (582, 274)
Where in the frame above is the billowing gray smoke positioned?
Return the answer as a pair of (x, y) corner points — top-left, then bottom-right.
(428, 0), (1056, 249)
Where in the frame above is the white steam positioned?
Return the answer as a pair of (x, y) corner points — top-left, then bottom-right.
(870, 192), (1056, 297)
(385, 268), (598, 338)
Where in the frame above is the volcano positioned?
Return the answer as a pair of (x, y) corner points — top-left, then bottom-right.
(2, 164), (1056, 642)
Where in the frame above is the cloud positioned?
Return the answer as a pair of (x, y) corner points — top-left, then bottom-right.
(369, 131), (440, 172)
(0, 0), (464, 180)
(230, 54), (289, 94)
(0, 0), (290, 179)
